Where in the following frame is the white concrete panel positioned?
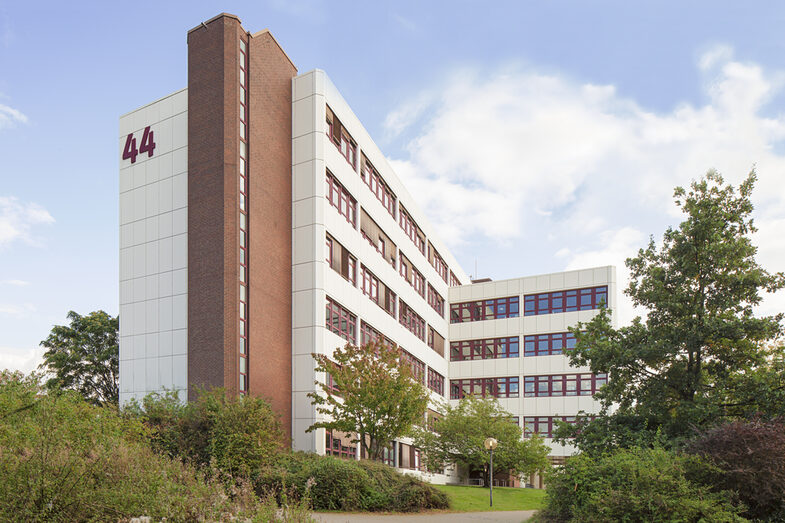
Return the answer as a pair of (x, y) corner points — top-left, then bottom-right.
(172, 268), (187, 296)
(145, 300), (159, 334)
(172, 173), (187, 210)
(159, 236), (173, 273)
(159, 176), (173, 214)
(172, 112), (187, 150)
(172, 354), (187, 390)
(145, 241), (159, 275)
(131, 163), (145, 190)
(159, 271), (173, 298)
(172, 329), (187, 355)
(159, 210), (173, 238)
(172, 294), (187, 330)
(172, 233), (187, 270)
(120, 223), (132, 249)
(132, 302), (146, 335)
(172, 147), (187, 175)
(158, 355), (173, 389)
(172, 207), (187, 236)
(159, 296), (173, 331)
(120, 360), (132, 392)
(145, 333), (159, 359)
(132, 358), (146, 392)
(145, 157), (160, 185)
(120, 280), (133, 304)
(146, 358), (160, 391)
(132, 219), (145, 247)
(132, 277), (145, 303)
(145, 275), (158, 301)
(158, 330), (173, 357)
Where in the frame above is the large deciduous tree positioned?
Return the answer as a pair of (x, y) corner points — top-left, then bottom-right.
(307, 340), (430, 461)
(413, 396), (550, 487)
(39, 310), (119, 405)
(560, 171), (784, 448)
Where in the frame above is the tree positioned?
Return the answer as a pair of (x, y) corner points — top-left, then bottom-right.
(307, 340), (430, 461)
(413, 396), (550, 487)
(562, 171), (784, 447)
(39, 310), (119, 405)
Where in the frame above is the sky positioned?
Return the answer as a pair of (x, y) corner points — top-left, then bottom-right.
(2, 1), (785, 373)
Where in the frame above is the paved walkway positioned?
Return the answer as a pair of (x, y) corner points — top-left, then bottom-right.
(313, 510), (536, 523)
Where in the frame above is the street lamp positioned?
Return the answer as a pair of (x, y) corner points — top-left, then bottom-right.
(484, 437), (498, 507)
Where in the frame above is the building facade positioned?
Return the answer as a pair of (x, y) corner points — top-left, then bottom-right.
(119, 13), (615, 484)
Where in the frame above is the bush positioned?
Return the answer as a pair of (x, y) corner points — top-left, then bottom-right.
(256, 452), (449, 512)
(686, 419), (785, 521)
(127, 387), (285, 477)
(0, 371), (262, 522)
(539, 446), (745, 522)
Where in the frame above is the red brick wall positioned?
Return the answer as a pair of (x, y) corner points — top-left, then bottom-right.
(186, 14), (243, 399)
(247, 30), (297, 440)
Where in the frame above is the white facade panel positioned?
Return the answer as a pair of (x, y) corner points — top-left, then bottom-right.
(119, 88), (188, 406)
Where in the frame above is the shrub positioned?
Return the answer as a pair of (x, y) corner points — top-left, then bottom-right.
(540, 446), (745, 522)
(256, 452), (449, 512)
(127, 387), (285, 477)
(686, 419), (785, 521)
(0, 371), (262, 522)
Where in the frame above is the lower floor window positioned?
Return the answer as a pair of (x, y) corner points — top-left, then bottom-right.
(325, 430), (356, 459)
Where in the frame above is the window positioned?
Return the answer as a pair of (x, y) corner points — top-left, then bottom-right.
(450, 337), (520, 361)
(449, 377), (520, 399)
(360, 265), (396, 317)
(400, 349), (426, 384)
(523, 332), (577, 356)
(523, 416), (596, 438)
(360, 320), (395, 348)
(326, 364), (341, 395)
(398, 205), (425, 255)
(325, 430), (357, 459)
(450, 296), (520, 323)
(361, 155), (396, 218)
(428, 243), (449, 283)
(326, 105), (357, 169)
(399, 300), (426, 341)
(427, 284), (445, 317)
(449, 271), (461, 287)
(524, 373), (607, 397)
(325, 233), (357, 285)
(412, 267), (425, 298)
(238, 37), (249, 395)
(325, 297), (356, 343)
(381, 444), (396, 466)
(427, 327), (445, 357)
(361, 265), (379, 303)
(427, 368), (444, 396)
(524, 286), (608, 316)
(325, 171), (357, 226)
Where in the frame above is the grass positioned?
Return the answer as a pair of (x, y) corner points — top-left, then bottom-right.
(434, 484), (546, 512)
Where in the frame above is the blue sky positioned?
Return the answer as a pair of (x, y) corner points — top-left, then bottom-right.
(2, 1), (785, 372)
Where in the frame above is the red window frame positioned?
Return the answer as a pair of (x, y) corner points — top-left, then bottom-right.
(427, 368), (445, 396)
(412, 268), (425, 298)
(400, 349), (426, 384)
(326, 112), (357, 170)
(399, 300), (426, 341)
(449, 377), (520, 399)
(523, 416), (596, 438)
(429, 245), (449, 283)
(449, 296), (520, 324)
(398, 206), (425, 255)
(361, 265), (379, 303)
(427, 284), (445, 317)
(524, 286), (608, 316)
(523, 373), (607, 397)
(238, 37), (249, 395)
(449, 337), (520, 361)
(449, 271), (461, 287)
(325, 430), (357, 459)
(325, 171), (357, 226)
(524, 332), (577, 356)
(361, 159), (396, 218)
(325, 297), (356, 343)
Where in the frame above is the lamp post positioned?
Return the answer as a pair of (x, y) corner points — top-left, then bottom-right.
(484, 437), (498, 507)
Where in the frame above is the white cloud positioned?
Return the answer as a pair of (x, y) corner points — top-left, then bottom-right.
(0, 279), (29, 286)
(386, 45), (785, 324)
(0, 102), (27, 130)
(0, 346), (45, 374)
(0, 303), (36, 317)
(0, 196), (55, 247)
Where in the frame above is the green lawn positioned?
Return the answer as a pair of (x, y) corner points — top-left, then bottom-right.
(434, 484), (546, 512)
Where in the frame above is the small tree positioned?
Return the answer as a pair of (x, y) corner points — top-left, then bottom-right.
(413, 396), (550, 487)
(39, 311), (119, 405)
(564, 171), (784, 445)
(307, 340), (430, 461)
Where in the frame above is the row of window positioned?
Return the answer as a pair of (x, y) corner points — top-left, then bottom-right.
(325, 297), (357, 343)
(399, 300), (426, 341)
(427, 284), (445, 317)
(450, 296), (520, 324)
(238, 38), (249, 394)
(400, 349), (426, 385)
(449, 332), (579, 361)
(326, 106), (357, 169)
(524, 286), (608, 316)
(524, 373), (608, 397)
(523, 416), (596, 438)
(361, 155), (396, 218)
(450, 337), (520, 361)
(449, 286), (609, 324)
(428, 244), (448, 283)
(326, 171), (357, 226)
(325, 430), (357, 459)
(450, 377), (520, 399)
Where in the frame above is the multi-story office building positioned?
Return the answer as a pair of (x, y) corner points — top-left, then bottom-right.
(118, 13), (616, 485)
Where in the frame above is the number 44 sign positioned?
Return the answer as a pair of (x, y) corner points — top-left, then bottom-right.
(122, 126), (156, 164)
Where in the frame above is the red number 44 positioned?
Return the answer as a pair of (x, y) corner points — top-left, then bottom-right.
(122, 126), (156, 164)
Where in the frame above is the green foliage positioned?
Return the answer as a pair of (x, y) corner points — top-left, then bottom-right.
(38, 310), (119, 405)
(127, 387), (285, 477)
(565, 171), (785, 446)
(540, 446), (746, 522)
(0, 371), (264, 522)
(413, 396), (550, 486)
(307, 340), (430, 461)
(686, 419), (785, 521)
(255, 452), (450, 512)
